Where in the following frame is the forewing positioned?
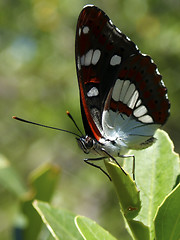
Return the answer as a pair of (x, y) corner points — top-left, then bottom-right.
(75, 5), (139, 139)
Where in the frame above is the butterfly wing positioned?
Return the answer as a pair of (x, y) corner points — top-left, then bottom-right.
(102, 54), (170, 149)
(75, 5), (139, 140)
(75, 5), (170, 149)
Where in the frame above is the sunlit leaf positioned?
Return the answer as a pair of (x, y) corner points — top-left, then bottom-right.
(124, 129), (180, 239)
(105, 161), (149, 240)
(154, 183), (180, 240)
(104, 161), (141, 219)
(33, 200), (83, 240)
(75, 215), (117, 240)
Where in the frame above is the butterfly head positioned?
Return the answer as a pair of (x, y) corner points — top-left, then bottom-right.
(76, 135), (95, 154)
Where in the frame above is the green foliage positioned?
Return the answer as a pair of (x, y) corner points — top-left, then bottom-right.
(104, 129), (179, 240)
(104, 161), (141, 219)
(124, 130), (180, 239)
(33, 201), (84, 240)
(105, 162), (149, 240)
(0, 154), (27, 197)
(20, 164), (60, 240)
(75, 216), (117, 240)
(1, 122), (179, 240)
(0, 163), (60, 240)
(154, 183), (180, 240)
(31, 130), (179, 240)
(33, 201), (117, 240)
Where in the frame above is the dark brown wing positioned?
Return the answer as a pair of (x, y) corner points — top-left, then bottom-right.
(75, 5), (139, 139)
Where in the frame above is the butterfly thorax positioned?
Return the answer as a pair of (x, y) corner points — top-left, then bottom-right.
(77, 135), (128, 157)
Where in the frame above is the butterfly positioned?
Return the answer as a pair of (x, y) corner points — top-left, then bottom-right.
(75, 5), (170, 179)
(13, 4), (170, 180)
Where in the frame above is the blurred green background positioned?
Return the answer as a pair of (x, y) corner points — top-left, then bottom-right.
(0, 0), (180, 239)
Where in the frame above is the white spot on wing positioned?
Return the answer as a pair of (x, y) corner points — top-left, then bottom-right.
(84, 49), (93, 66)
(135, 44), (139, 50)
(80, 49), (101, 66)
(87, 87), (99, 97)
(123, 83), (136, 104)
(79, 28), (81, 36)
(83, 4), (94, 9)
(150, 58), (154, 63)
(126, 36), (131, 42)
(83, 26), (89, 34)
(77, 56), (81, 70)
(156, 68), (160, 75)
(109, 20), (113, 26)
(127, 90), (139, 109)
(136, 99), (142, 107)
(119, 80), (130, 101)
(110, 55), (121, 66)
(112, 79), (124, 101)
(116, 27), (121, 34)
(138, 115), (153, 123)
(134, 105), (148, 117)
(92, 49), (101, 65)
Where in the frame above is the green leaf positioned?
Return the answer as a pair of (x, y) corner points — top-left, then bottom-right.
(21, 164), (60, 240)
(105, 161), (149, 240)
(33, 200), (83, 240)
(123, 129), (180, 239)
(0, 154), (27, 197)
(104, 161), (141, 219)
(75, 215), (117, 240)
(29, 163), (61, 201)
(154, 183), (180, 240)
(124, 219), (150, 240)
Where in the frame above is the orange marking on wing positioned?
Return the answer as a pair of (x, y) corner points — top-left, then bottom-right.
(88, 77), (100, 84)
(79, 81), (102, 141)
(82, 68), (100, 84)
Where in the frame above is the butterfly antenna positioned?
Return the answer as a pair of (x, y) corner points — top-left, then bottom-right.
(66, 111), (84, 136)
(12, 116), (81, 138)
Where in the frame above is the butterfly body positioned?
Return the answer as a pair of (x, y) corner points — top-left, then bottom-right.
(75, 5), (170, 171)
(77, 134), (128, 157)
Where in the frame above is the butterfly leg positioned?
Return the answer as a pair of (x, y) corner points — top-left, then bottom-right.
(84, 157), (112, 181)
(101, 149), (128, 177)
(118, 154), (135, 180)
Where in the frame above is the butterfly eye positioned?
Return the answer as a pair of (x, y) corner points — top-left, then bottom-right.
(85, 136), (94, 148)
(76, 138), (89, 153)
(76, 136), (94, 154)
